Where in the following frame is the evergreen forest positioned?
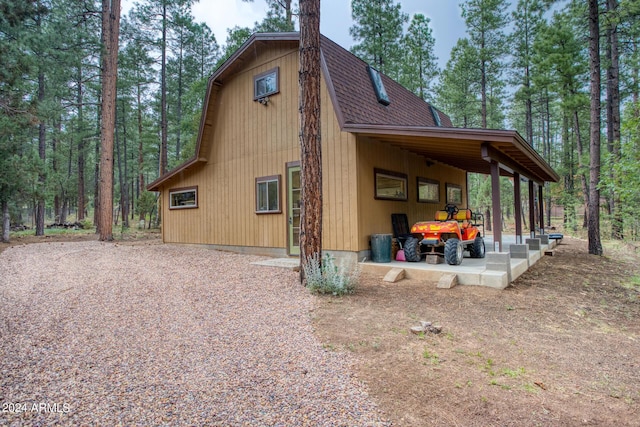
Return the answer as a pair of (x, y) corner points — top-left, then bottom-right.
(1, 0), (639, 249)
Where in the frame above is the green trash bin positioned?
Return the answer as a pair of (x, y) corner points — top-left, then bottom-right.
(371, 233), (392, 263)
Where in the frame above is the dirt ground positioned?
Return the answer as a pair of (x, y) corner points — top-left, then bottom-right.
(312, 238), (640, 426)
(0, 229), (160, 256)
(2, 233), (639, 426)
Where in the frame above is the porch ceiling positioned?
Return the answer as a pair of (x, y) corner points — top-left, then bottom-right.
(345, 124), (559, 184)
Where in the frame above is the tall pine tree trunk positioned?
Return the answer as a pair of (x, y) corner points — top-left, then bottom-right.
(574, 110), (589, 228)
(77, 64), (86, 221)
(588, 0), (603, 255)
(137, 81), (145, 221)
(298, 0), (321, 282)
(36, 69), (46, 236)
(2, 200), (9, 243)
(97, 0), (121, 241)
(159, 1), (168, 176)
(606, 0), (622, 239)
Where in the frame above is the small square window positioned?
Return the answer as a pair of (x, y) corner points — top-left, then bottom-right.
(169, 186), (198, 209)
(256, 175), (281, 214)
(254, 67), (279, 100)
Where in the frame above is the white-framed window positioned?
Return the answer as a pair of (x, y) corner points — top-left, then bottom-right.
(169, 186), (198, 209)
(254, 67), (279, 100)
(256, 175), (281, 214)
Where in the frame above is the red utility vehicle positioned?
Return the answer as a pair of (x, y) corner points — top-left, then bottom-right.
(402, 204), (485, 265)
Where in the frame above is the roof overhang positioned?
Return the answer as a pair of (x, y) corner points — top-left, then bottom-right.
(343, 124), (559, 184)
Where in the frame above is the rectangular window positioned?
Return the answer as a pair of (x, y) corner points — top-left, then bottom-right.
(169, 186), (198, 209)
(446, 183), (463, 205)
(374, 168), (407, 201)
(256, 175), (281, 214)
(417, 177), (439, 203)
(254, 67), (279, 100)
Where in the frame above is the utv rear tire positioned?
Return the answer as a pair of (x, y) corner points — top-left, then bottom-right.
(403, 237), (421, 262)
(469, 235), (485, 258)
(444, 238), (463, 265)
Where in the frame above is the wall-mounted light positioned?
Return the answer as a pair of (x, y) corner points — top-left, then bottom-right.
(258, 96), (270, 106)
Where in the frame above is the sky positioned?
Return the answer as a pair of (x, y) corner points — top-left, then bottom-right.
(124, 0), (468, 70)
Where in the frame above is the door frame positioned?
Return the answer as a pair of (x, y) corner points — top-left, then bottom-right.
(286, 161), (301, 256)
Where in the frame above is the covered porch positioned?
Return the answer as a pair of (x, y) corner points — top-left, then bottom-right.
(346, 124), (560, 252)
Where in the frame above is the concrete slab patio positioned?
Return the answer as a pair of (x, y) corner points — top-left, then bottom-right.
(360, 235), (558, 289)
(253, 234), (559, 290)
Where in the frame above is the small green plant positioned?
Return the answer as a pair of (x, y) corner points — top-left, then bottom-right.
(623, 275), (640, 291)
(502, 367), (526, 378)
(303, 253), (358, 296)
(423, 348), (440, 365)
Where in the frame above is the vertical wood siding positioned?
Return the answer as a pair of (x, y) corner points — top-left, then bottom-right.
(159, 46), (359, 252)
(158, 45), (467, 255)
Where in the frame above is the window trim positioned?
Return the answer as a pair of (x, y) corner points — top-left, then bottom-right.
(255, 175), (282, 214)
(253, 67), (280, 101)
(446, 183), (463, 205)
(168, 186), (198, 210)
(374, 168), (408, 201)
(417, 177), (440, 203)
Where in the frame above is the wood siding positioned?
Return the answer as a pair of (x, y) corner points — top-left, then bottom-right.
(159, 46), (359, 252)
(158, 44), (467, 255)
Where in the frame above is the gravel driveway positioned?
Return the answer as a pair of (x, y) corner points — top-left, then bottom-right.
(0, 241), (388, 426)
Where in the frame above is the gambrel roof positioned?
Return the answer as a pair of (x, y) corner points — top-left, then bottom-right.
(149, 32), (557, 191)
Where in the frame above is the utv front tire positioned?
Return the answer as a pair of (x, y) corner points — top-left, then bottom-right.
(469, 235), (485, 258)
(403, 237), (422, 262)
(444, 238), (463, 265)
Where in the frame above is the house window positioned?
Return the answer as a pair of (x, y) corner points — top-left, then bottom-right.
(417, 177), (439, 203)
(169, 186), (198, 209)
(254, 67), (279, 100)
(446, 183), (463, 205)
(256, 175), (281, 214)
(374, 169), (407, 201)
(367, 65), (390, 106)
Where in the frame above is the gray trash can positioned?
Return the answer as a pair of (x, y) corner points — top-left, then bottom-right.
(371, 233), (392, 262)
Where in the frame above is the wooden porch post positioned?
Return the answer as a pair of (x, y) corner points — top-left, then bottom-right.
(513, 172), (522, 244)
(528, 180), (536, 237)
(490, 160), (502, 252)
(538, 184), (545, 235)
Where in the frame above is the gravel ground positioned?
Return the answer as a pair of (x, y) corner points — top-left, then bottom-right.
(0, 241), (388, 426)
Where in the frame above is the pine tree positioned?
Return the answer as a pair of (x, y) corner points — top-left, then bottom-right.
(461, 0), (510, 129)
(510, 0), (547, 145)
(588, 0), (603, 255)
(97, 0), (121, 241)
(435, 38), (482, 128)
(399, 14), (439, 101)
(298, 0), (321, 281)
(349, 0), (408, 79)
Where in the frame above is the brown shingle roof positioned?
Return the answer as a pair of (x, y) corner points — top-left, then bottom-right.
(148, 32), (557, 191)
(320, 35), (452, 128)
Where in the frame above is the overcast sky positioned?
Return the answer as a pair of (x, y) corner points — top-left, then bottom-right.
(123, 0), (468, 70)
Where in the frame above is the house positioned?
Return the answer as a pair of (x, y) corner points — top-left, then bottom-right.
(148, 32), (559, 262)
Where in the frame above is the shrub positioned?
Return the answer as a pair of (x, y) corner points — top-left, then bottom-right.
(303, 253), (358, 296)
